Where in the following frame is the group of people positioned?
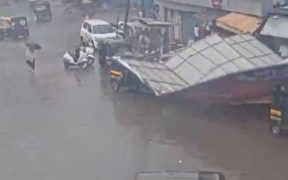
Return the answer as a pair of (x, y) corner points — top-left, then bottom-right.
(133, 28), (169, 55)
(193, 22), (211, 42)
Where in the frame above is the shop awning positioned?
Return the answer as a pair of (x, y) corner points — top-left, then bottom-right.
(260, 14), (288, 39)
(216, 13), (262, 34)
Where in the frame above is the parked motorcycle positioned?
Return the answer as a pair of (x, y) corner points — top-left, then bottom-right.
(63, 45), (95, 69)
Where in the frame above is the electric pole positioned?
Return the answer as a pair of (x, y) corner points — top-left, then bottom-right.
(141, 0), (146, 17)
(123, 0), (131, 39)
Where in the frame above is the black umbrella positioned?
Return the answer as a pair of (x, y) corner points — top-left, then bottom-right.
(25, 42), (42, 51)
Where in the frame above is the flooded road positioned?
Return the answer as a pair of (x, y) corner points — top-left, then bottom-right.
(0, 2), (288, 180)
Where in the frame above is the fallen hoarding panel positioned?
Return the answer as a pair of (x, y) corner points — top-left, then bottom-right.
(117, 34), (287, 103)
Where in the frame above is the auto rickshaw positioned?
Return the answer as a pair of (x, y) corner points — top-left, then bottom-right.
(33, 1), (52, 22)
(0, 16), (29, 40)
(110, 69), (123, 92)
(109, 58), (153, 93)
(270, 86), (288, 135)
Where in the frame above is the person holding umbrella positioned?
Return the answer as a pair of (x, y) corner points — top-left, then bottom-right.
(25, 42), (41, 70)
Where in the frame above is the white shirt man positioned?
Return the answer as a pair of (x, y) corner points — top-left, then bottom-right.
(25, 47), (36, 70)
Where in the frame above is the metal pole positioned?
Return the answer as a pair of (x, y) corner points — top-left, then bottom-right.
(140, 0), (146, 17)
(116, 12), (120, 38)
(123, 0), (131, 39)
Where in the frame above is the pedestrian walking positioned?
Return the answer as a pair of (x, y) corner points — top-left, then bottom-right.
(25, 47), (35, 70)
(194, 26), (200, 42)
(25, 42), (41, 71)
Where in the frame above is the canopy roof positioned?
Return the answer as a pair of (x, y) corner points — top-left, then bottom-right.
(118, 34), (283, 96)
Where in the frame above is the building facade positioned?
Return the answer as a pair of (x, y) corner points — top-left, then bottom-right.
(156, 0), (273, 44)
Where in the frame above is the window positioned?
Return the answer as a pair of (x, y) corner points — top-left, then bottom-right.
(92, 24), (114, 34)
(87, 24), (92, 33)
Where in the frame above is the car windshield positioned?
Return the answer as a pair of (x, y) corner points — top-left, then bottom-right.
(93, 24), (114, 34)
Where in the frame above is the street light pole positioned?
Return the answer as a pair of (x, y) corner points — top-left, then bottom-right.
(116, 12), (120, 38)
(123, 0), (131, 39)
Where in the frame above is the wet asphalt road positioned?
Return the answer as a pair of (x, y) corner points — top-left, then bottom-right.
(1, 2), (288, 180)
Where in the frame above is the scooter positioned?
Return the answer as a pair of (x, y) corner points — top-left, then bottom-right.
(85, 44), (95, 65)
(63, 45), (95, 69)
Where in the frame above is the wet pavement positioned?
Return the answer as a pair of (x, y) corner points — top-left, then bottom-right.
(1, 2), (288, 180)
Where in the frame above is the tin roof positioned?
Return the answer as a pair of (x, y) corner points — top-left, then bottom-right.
(216, 13), (262, 34)
(131, 17), (172, 27)
(260, 14), (288, 39)
(118, 34), (283, 96)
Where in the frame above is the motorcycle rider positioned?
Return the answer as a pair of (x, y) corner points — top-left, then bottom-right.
(98, 41), (107, 66)
(74, 42), (86, 62)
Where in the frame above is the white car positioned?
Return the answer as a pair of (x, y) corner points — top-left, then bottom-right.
(80, 19), (117, 49)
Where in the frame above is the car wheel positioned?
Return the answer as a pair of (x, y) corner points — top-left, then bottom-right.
(79, 62), (89, 69)
(271, 123), (281, 135)
(63, 62), (69, 69)
(111, 80), (120, 92)
(87, 57), (94, 65)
